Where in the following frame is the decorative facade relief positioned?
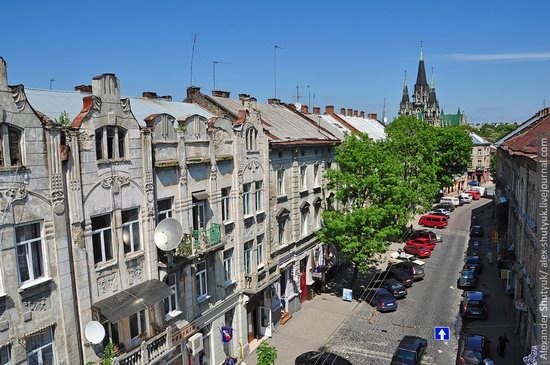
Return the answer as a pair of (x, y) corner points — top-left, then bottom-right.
(22, 294), (48, 312)
(4, 186), (27, 201)
(97, 271), (118, 297)
(78, 131), (94, 151)
(50, 174), (65, 215)
(101, 175), (130, 194)
(71, 224), (85, 250)
(127, 259), (144, 286)
(121, 98), (131, 115)
(9, 85), (26, 111)
(92, 96), (102, 114)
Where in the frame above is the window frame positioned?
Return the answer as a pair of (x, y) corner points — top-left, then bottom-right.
(196, 261), (208, 301)
(122, 208), (141, 255)
(26, 326), (55, 365)
(300, 165), (307, 191)
(256, 235), (265, 269)
(221, 187), (231, 222)
(0, 345), (10, 365)
(192, 200), (207, 230)
(0, 124), (24, 168)
(254, 181), (263, 212)
(129, 310), (146, 344)
(314, 202), (322, 229)
(244, 241), (253, 274)
(313, 163), (320, 187)
(277, 168), (285, 196)
(101, 319), (119, 348)
(15, 221), (47, 286)
(223, 249), (234, 286)
(301, 208), (309, 237)
(243, 183), (251, 216)
(95, 126), (127, 161)
(157, 197), (173, 223)
(91, 214), (114, 266)
(278, 217), (288, 245)
(164, 274), (179, 317)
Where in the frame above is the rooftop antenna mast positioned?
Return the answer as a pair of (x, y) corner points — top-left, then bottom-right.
(383, 97), (387, 124)
(274, 45), (282, 98)
(212, 61), (229, 91)
(49, 78), (55, 90)
(189, 33), (197, 86)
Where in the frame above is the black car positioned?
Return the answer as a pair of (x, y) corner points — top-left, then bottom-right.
(392, 262), (425, 281)
(461, 291), (488, 320)
(467, 240), (482, 256)
(295, 351), (352, 365)
(457, 269), (477, 289)
(470, 225), (483, 237)
(434, 202), (455, 212)
(390, 335), (428, 365)
(456, 334), (492, 364)
(375, 279), (408, 299)
(371, 269), (414, 288)
(464, 256), (482, 274)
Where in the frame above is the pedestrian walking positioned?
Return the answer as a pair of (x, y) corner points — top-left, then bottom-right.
(498, 333), (509, 357)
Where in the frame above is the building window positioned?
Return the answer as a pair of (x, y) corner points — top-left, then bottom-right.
(196, 261), (208, 300)
(327, 161), (332, 170)
(129, 310), (146, 344)
(277, 168), (285, 196)
(313, 163), (320, 187)
(101, 319), (119, 348)
(157, 198), (173, 223)
(314, 201), (322, 229)
(95, 126), (127, 161)
(192, 201), (206, 230)
(301, 208), (309, 236)
(246, 128), (258, 150)
(254, 181), (263, 212)
(223, 249), (233, 284)
(26, 327), (54, 365)
(0, 345), (10, 365)
(122, 208), (141, 254)
(300, 165), (307, 190)
(244, 241), (253, 274)
(91, 214), (113, 265)
(243, 183), (251, 216)
(15, 222), (45, 285)
(256, 235), (265, 268)
(0, 125), (23, 167)
(221, 187), (231, 222)
(278, 216), (288, 245)
(164, 274), (178, 316)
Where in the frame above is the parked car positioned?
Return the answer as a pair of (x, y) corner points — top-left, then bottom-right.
(465, 190), (481, 200)
(464, 256), (482, 274)
(459, 193), (473, 203)
(470, 186), (487, 197)
(404, 244), (432, 258)
(392, 261), (425, 281)
(434, 202), (455, 212)
(365, 288), (398, 312)
(368, 278), (408, 299)
(371, 270), (414, 288)
(456, 334), (492, 365)
(418, 214), (448, 228)
(411, 229), (442, 242)
(390, 335), (428, 365)
(389, 250), (426, 266)
(429, 211), (450, 219)
(457, 269), (478, 289)
(406, 238), (436, 251)
(470, 225), (483, 237)
(430, 208), (450, 216)
(467, 240), (482, 256)
(296, 351), (352, 365)
(440, 196), (460, 207)
(461, 291), (488, 320)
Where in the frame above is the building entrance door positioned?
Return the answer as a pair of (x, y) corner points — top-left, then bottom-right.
(257, 306), (272, 337)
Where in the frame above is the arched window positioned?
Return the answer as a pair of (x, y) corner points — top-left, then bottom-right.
(95, 126), (127, 161)
(0, 125), (23, 167)
(246, 128), (258, 150)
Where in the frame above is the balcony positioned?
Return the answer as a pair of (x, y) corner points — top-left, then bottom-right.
(192, 224), (222, 254)
(114, 327), (173, 365)
(243, 265), (279, 294)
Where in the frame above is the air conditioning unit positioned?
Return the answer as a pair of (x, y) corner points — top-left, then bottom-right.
(187, 333), (204, 356)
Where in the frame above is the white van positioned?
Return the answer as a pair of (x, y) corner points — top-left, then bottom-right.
(470, 186), (487, 196)
(440, 196), (460, 206)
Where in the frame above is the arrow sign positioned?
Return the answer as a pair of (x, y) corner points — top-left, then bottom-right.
(434, 326), (450, 341)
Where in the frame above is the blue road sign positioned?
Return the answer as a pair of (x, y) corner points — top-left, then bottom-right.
(434, 327), (450, 341)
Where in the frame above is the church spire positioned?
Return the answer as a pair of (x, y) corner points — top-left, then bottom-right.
(416, 42), (428, 86)
(401, 70), (410, 104)
(420, 40), (424, 61)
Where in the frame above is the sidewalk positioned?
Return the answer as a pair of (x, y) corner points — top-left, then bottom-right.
(242, 267), (357, 365)
(462, 200), (524, 364)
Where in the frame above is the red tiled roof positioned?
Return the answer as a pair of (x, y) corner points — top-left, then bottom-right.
(501, 112), (550, 158)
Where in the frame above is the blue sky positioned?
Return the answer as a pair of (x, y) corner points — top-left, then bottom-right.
(1, 0), (549, 123)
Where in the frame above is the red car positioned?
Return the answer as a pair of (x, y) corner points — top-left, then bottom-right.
(406, 238), (436, 251)
(418, 214), (448, 228)
(404, 244), (432, 258)
(409, 235), (436, 245)
(465, 190), (481, 200)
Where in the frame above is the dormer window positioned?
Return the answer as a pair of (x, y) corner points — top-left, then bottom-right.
(246, 128), (258, 150)
(0, 125), (23, 167)
(95, 126), (127, 161)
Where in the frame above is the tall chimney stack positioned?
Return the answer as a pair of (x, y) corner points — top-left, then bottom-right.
(300, 105), (309, 114)
(359, 111), (365, 118)
(313, 107), (321, 115)
(353, 110), (358, 117)
(340, 107), (346, 115)
(326, 105), (335, 114)
(347, 108), (353, 117)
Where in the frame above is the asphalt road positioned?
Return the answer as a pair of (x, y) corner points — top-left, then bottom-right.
(324, 196), (492, 364)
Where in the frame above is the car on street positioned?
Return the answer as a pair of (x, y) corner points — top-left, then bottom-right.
(389, 250), (426, 266)
(459, 193), (473, 203)
(367, 278), (408, 299)
(403, 244), (432, 258)
(440, 196), (460, 207)
(457, 268), (478, 289)
(410, 229), (442, 242)
(406, 238), (436, 251)
(433, 202), (455, 212)
(467, 240), (483, 256)
(418, 214), (448, 228)
(373, 268), (414, 287)
(392, 261), (425, 281)
(461, 291), (488, 320)
(465, 190), (481, 200)
(295, 351), (352, 365)
(429, 211), (450, 219)
(456, 334), (492, 365)
(470, 225), (483, 237)
(390, 335), (428, 365)
(464, 256), (482, 274)
(430, 208), (450, 216)
(364, 288), (399, 312)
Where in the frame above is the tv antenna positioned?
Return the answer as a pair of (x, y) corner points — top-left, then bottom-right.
(274, 45), (283, 98)
(189, 33), (197, 86)
(49, 78), (55, 90)
(212, 61), (229, 91)
(383, 97), (387, 124)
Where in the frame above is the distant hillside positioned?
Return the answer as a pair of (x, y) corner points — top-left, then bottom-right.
(467, 123), (518, 143)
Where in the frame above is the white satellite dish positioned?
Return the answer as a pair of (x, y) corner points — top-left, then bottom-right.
(295, 102), (302, 112)
(154, 217), (184, 251)
(84, 321), (105, 345)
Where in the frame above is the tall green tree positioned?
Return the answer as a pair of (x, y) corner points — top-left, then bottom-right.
(434, 126), (473, 188)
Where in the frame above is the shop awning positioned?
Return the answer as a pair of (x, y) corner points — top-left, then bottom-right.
(495, 196), (509, 205)
(93, 279), (172, 323)
(192, 190), (210, 201)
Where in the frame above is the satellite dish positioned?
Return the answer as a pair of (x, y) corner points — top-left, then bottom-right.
(84, 321), (105, 345)
(154, 217), (184, 251)
(295, 103), (302, 112)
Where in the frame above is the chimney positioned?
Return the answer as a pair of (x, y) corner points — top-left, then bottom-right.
(367, 113), (378, 120)
(301, 105), (309, 114)
(92, 73), (120, 101)
(74, 84), (92, 93)
(325, 105), (335, 114)
(187, 86), (201, 100)
(238, 93), (250, 101)
(353, 110), (358, 117)
(347, 108), (353, 117)
(160, 95), (172, 101)
(340, 107), (346, 115)
(268, 98), (280, 105)
(359, 111), (365, 118)
(0, 57), (7, 91)
(212, 90), (230, 98)
(313, 107), (321, 115)
(142, 91), (158, 99)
